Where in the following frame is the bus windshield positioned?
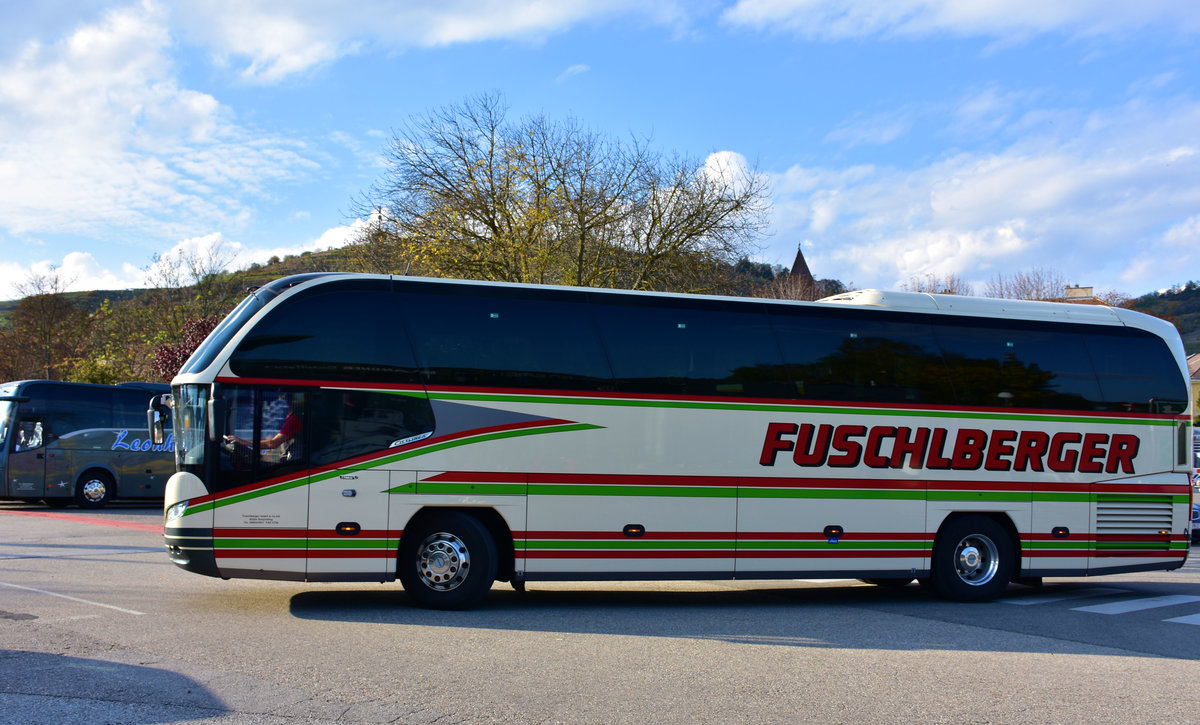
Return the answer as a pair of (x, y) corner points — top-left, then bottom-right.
(0, 399), (13, 449)
(173, 384), (209, 470)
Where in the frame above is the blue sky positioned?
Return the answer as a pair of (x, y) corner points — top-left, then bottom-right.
(3, 1), (1200, 299)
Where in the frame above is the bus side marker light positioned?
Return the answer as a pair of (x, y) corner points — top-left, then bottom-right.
(623, 524), (645, 537)
(1051, 527), (1070, 539)
(336, 522), (361, 536)
(824, 525), (844, 544)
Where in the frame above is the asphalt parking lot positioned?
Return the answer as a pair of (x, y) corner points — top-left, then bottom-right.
(2, 502), (1199, 724)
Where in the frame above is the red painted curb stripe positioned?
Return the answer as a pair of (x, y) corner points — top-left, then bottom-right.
(1, 509), (161, 533)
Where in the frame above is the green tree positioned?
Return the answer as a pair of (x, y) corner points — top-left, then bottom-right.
(350, 93), (770, 293)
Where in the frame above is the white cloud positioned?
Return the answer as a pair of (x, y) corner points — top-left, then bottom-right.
(0, 220), (368, 299)
(234, 220), (368, 268)
(0, 2), (319, 245)
(556, 64), (591, 83)
(826, 110), (913, 148)
(721, 0), (1200, 40)
(0, 251), (145, 298)
(173, 0), (686, 83)
(765, 97), (1200, 294)
(702, 150), (751, 186)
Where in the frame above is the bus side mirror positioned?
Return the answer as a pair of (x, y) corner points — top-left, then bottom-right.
(148, 394), (171, 446)
(207, 398), (227, 442)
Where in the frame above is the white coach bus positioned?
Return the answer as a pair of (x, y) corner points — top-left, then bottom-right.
(152, 273), (1193, 608)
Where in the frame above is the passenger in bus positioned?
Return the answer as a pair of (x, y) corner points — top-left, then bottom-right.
(14, 420), (43, 451)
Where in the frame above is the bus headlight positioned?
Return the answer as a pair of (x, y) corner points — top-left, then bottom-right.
(166, 501), (189, 522)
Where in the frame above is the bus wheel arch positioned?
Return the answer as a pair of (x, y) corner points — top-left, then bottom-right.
(929, 512), (1019, 602)
(398, 508), (500, 610)
(75, 468), (116, 509)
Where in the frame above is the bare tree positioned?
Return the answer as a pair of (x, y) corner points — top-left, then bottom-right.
(901, 273), (975, 296)
(350, 93), (770, 292)
(984, 267), (1068, 300)
(10, 266), (90, 379)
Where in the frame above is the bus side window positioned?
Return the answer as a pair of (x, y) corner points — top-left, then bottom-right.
(1086, 329), (1188, 412)
(310, 389), (434, 467)
(14, 420), (43, 452)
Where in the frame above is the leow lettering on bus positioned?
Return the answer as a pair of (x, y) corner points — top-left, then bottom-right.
(111, 429), (174, 453)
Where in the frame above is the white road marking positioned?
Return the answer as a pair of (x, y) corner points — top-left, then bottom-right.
(1071, 594), (1200, 615)
(1164, 613), (1200, 626)
(0, 580), (144, 615)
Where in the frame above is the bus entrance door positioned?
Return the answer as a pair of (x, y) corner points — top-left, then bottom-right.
(7, 418), (46, 500)
(306, 466), (392, 581)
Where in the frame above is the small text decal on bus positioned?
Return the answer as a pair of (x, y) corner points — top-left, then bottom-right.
(758, 423), (1139, 474)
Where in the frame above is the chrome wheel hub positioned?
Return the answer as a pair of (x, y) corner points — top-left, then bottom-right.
(416, 532), (470, 591)
(81, 479), (107, 503)
(954, 535), (999, 586)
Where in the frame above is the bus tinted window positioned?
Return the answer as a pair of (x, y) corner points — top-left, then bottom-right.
(1086, 329), (1188, 412)
(309, 389), (434, 467)
(230, 284), (421, 384)
(772, 311), (953, 405)
(115, 389), (157, 428)
(593, 299), (792, 398)
(402, 289), (612, 391)
(934, 321), (1101, 410)
(30, 383), (114, 434)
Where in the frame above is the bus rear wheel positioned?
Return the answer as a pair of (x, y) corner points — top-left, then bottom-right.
(75, 470), (115, 509)
(398, 511), (497, 610)
(930, 515), (1014, 602)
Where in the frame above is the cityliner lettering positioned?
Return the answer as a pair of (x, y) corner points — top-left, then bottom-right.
(758, 422), (1140, 474)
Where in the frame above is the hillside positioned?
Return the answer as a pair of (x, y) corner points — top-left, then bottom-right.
(1129, 282), (1200, 354)
(5, 253), (1200, 355)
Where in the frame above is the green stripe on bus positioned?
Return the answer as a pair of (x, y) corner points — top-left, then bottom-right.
(214, 538), (306, 549)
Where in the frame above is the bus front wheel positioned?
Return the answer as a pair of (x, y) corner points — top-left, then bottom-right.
(930, 515), (1014, 602)
(75, 470), (115, 509)
(398, 511), (497, 610)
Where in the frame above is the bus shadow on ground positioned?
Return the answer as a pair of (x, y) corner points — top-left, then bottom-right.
(286, 579), (1197, 657)
(0, 649), (225, 723)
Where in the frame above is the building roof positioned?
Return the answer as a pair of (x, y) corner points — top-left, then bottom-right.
(789, 246), (815, 288)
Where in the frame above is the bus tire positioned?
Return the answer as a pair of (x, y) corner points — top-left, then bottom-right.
(930, 515), (1014, 602)
(75, 470), (115, 509)
(398, 511), (497, 610)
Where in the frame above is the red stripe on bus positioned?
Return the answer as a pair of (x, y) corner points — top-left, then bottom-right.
(520, 550), (927, 560)
(518, 530), (932, 541)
